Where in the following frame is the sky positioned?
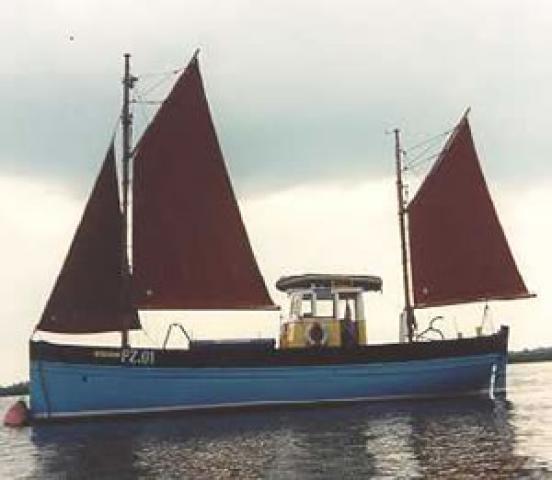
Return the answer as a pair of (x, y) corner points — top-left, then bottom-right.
(1, 0), (551, 383)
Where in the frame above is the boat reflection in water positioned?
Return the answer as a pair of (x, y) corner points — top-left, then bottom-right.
(28, 396), (539, 479)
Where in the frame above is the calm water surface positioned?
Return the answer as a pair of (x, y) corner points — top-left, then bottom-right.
(1, 362), (552, 479)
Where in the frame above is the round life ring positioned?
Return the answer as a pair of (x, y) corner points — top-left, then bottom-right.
(305, 322), (329, 347)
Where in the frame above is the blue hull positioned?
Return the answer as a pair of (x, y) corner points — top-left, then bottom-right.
(30, 353), (505, 420)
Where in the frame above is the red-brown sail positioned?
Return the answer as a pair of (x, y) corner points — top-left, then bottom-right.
(407, 115), (532, 308)
(132, 56), (275, 310)
(37, 144), (140, 333)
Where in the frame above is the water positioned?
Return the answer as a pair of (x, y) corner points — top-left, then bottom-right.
(1, 362), (552, 479)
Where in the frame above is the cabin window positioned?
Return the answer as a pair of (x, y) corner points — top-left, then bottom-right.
(301, 297), (313, 317)
(315, 299), (334, 318)
(290, 294), (302, 320)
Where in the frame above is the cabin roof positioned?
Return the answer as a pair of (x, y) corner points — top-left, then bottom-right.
(276, 274), (382, 292)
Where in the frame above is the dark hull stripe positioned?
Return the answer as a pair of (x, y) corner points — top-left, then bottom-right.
(30, 326), (508, 369)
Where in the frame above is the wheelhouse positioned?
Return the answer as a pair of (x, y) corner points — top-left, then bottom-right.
(276, 274), (382, 349)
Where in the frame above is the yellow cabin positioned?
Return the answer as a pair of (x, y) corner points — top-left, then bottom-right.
(276, 274), (382, 349)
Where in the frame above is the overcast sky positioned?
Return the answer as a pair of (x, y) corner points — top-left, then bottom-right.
(3, 0), (550, 192)
(1, 0), (551, 383)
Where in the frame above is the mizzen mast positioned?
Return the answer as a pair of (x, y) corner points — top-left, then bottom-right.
(121, 53), (137, 348)
(394, 129), (416, 342)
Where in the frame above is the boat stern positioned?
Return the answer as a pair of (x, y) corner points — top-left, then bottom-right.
(493, 325), (509, 394)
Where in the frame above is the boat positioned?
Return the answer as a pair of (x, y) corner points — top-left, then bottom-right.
(28, 52), (533, 421)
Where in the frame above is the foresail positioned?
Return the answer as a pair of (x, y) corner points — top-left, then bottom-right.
(132, 56), (275, 310)
(407, 115), (532, 308)
(37, 143), (140, 333)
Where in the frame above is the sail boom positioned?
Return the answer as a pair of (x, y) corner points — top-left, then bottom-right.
(137, 305), (281, 311)
(414, 292), (536, 310)
(39, 312), (139, 334)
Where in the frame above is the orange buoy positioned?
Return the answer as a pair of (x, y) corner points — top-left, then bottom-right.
(3, 400), (29, 427)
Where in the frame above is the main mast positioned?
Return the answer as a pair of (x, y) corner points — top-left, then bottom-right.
(121, 53), (136, 348)
(394, 129), (416, 342)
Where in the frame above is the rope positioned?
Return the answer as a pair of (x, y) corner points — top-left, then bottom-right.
(140, 324), (157, 345)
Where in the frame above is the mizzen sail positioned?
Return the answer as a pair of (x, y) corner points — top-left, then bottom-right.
(38, 143), (140, 333)
(132, 56), (275, 310)
(407, 115), (532, 308)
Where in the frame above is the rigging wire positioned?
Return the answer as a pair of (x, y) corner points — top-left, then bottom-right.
(132, 100), (163, 105)
(131, 84), (163, 145)
(404, 141), (440, 166)
(406, 152), (440, 174)
(405, 128), (452, 153)
(129, 65), (181, 143)
(402, 128), (452, 171)
(400, 127), (452, 178)
(136, 67), (184, 79)
(138, 69), (180, 97)
(132, 88), (152, 126)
